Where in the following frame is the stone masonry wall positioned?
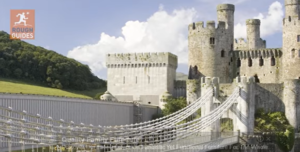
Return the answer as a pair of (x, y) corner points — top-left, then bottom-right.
(232, 48), (283, 83)
(254, 83), (284, 112)
(106, 52), (177, 106)
(282, 2), (300, 80)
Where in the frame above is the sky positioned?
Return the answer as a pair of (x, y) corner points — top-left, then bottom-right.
(0, 0), (285, 79)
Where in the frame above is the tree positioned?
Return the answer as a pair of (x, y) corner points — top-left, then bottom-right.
(255, 109), (295, 152)
(0, 31), (106, 90)
(162, 97), (187, 116)
(13, 68), (22, 78)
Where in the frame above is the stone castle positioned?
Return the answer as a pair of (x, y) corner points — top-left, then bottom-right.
(101, 0), (300, 130)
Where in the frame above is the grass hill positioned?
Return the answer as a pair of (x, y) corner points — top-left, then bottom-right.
(0, 31), (106, 91)
(0, 77), (106, 99)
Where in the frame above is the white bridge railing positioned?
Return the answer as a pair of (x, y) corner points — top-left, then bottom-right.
(0, 87), (241, 152)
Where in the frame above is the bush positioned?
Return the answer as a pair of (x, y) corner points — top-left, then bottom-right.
(255, 108), (295, 152)
(162, 97), (187, 116)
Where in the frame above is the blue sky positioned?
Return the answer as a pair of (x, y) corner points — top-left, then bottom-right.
(1, 0), (285, 79)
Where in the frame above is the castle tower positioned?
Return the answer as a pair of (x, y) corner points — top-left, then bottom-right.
(246, 19), (264, 49)
(188, 4), (235, 83)
(216, 4), (235, 83)
(282, 0), (300, 80)
(106, 52), (178, 107)
(217, 4), (235, 46)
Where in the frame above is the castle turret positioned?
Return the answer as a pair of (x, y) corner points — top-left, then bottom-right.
(216, 4), (235, 82)
(217, 4), (235, 42)
(282, 0), (300, 80)
(285, 0), (300, 18)
(246, 19), (266, 49)
(188, 4), (235, 83)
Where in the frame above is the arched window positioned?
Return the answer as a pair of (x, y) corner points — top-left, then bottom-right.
(221, 50), (225, 57)
(210, 37), (215, 44)
(271, 56), (275, 66)
(248, 57), (252, 67)
(288, 16), (291, 22)
(237, 58), (241, 67)
(259, 56), (264, 66)
(297, 35), (300, 42)
(291, 49), (295, 58)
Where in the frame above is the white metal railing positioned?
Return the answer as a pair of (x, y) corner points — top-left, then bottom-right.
(0, 87), (240, 152)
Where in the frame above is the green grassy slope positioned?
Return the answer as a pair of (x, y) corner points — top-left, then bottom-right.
(0, 77), (106, 99)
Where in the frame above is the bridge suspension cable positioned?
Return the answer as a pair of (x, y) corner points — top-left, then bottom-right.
(0, 87), (240, 151)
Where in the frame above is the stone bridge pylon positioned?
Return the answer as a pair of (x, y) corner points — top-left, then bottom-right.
(187, 76), (256, 135)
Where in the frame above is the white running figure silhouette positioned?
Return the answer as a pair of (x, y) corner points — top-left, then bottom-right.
(15, 12), (29, 26)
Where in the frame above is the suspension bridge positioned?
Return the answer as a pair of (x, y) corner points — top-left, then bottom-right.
(0, 77), (255, 152)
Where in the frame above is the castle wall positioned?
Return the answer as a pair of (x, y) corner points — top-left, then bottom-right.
(173, 80), (186, 98)
(254, 83), (284, 112)
(106, 52), (177, 106)
(233, 49), (283, 83)
(186, 79), (200, 104)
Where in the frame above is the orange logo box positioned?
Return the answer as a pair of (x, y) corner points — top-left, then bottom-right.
(10, 10), (35, 40)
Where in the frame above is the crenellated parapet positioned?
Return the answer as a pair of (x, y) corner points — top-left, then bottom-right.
(246, 19), (260, 25)
(233, 48), (282, 59)
(217, 4), (235, 11)
(106, 52), (178, 69)
(188, 21), (226, 35)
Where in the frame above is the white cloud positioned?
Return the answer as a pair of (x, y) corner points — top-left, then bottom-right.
(44, 46), (50, 49)
(234, 1), (283, 39)
(67, 8), (197, 76)
(67, 2), (283, 78)
(199, 0), (248, 5)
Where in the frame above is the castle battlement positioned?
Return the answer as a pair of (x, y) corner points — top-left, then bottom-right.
(233, 48), (282, 59)
(106, 52), (178, 68)
(246, 19), (261, 25)
(235, 76), (255, 84)
(217, 4), (235, 11)
(188, 21), (226, 35)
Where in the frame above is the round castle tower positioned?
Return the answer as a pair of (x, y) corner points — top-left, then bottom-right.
(246, 19), (261, 49)
(282, 0), (300, 80)
(188, 4), (234, 83)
